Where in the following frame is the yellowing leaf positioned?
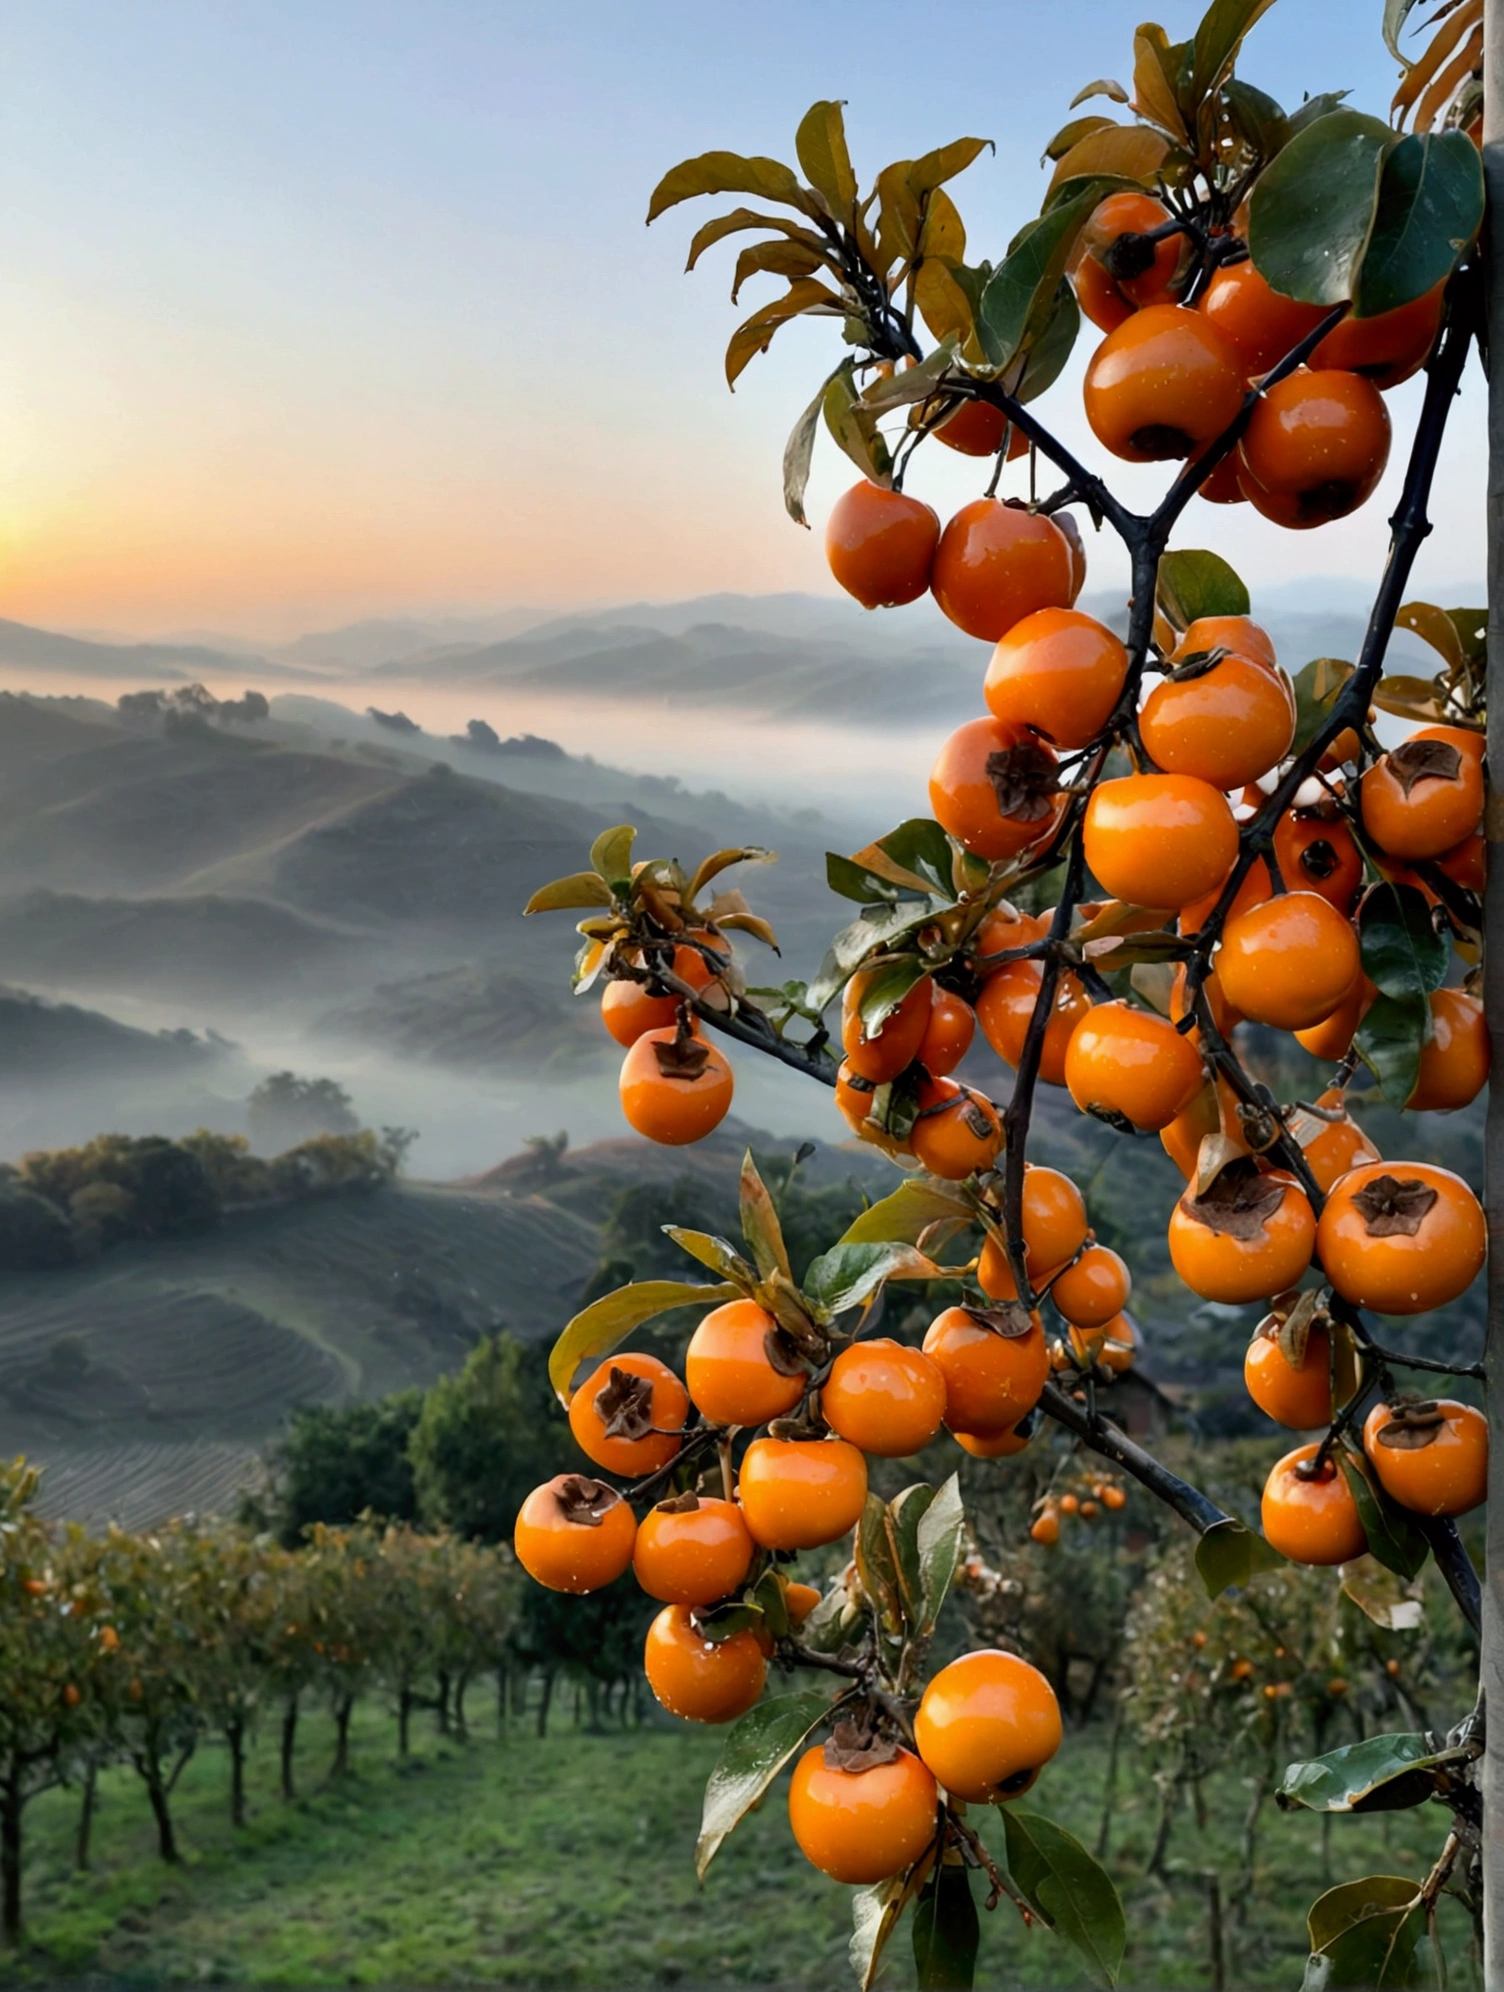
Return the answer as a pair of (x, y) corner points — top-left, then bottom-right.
(647, 151), (822, 224)
(1392, 0), (1481, 117)
(795, 100), (856, 216)
(918, 186), (966, 263)
(688, 845), (775, 904)
(1132, 26), (1189, 141)
(913, 260), (974, 345)
(1047, 122), (1170, 197)
(684, 208), (832, 272)
(523, 871), (616, 915)
(730, 238), (829, 302)
(726, 279), (842, 387)
(549, 1280), (742, 1405)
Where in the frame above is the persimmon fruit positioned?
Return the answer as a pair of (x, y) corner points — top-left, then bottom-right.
(930, 500), (1076, 643)
(1408, 987), (1488, 1112)
(910, 1075), (1003, 1179)
(788, 1744), (938, 1884)
(1213, 892), (1361, 1031)
(1362, 1399), (1487, 1517)
(984, 608), (1128, 749)
(1261, 1444), (1367, 1566)
(685, 1299), (806, 1427)
(737, 1437), (869, 1550)
(1360, 728), (1485, 861)
(1238, 370), (1391, 527)
(929, 717), (1062, 862)
(1082, 773), (1240, 911)
(632, 1495), (756, 1606)
(922, 1304), (1049, 1434)
(1063, 999), (1205, 1131)
(1139, 655), (1294, 790)
(841, 969), (933, 1083)
(643, 1605), (767, 1723)
(1316, 1162), (1485, 1314)
(914, 1649), (1063, 1802)
(567, 1351), (688, 1475)
(822, 1338), (947, 1457)
(826, 482), (939, 608)
(1244, 1322), (1332, 1429)
(1050, 1245), (1132, 1329)
(1168, 1165), (1316, 1303)
(513, 1475), (638, 1594)
(975, 960), (1091, 1084)
(619, 1025), (734, 1144)
(1084, 305), (1246, 462)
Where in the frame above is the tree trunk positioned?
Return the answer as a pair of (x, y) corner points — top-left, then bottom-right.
(436, 1670), (451, 1737)
(536, 1670), (554, 1739)
(331, 1694), (354, 1778)
(1485, 15), (1504, 1973)
(1, 1774), (22, 1947)
(497, 1669), (508, 1739)
(1146, 1775), (1177, 1879)
(145, 1765), (178, 1863)
(280, 1698), (298, 1801)
(227, 1719), (247, 1828)
(398, 1688), (412, 1758)
(1094, 1708), (1123, 1861)
(1203, 1870), (1226, 1992)
(453, 1673), (470, 1741)
(75, 1761), (97, 1872)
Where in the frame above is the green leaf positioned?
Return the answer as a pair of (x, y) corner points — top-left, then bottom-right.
(548, 1280), (740, 1404)
(739, 1151), (791, 1283)
(807, 902), (944, 1011)
(695, 1689), (835, 1879)
(1339, 1557), (1426, 1632)
(801, 1241), (940, 1321)
(915, 1473), (966, 1633)
(1156, 548), (1250, 628)
(839, 1177), (975, 1248)
(1010, 282), (1080, 404)
(522, 870), (617, 915)
(1000, 1810), (1126, 1990)
(1185, 0), (1280, 107)
(1354, 131), (1482, 319)
(1221, 78), (1289, 162)
(913, 1863), (978, 1990)
(1278, 1734), (1455, 1815)
(977, 187), (1100, 372)
(876, 818), (959, 895)
(850, 1875), (912, 1992)
(1354, 990), (1431, 1108)
(647, 151), (822, 225)
(589, 824), (637, 887)
(1305, 1875), (1425, 1987)
(823, 363), (894, 483)
(1194, 1517), (1286, 1599)
(795, 101), (856, 216)
(1338, 1451), (1430, 1578)
(855, 1491), (905, 1630)
(827, 852), (906, 905)
(1358, 883), (1448, 1000)
(885, 1482), (937, 1626)
(856, 955), (932, 1032)
(1288, 657), (1355, 754)
(859, 341), (961, 415)
(1247, 109), (1394, 305)
(1284, 90), (1354, 142)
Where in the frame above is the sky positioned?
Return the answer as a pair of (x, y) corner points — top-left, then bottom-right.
(0, 0), (1487, 639)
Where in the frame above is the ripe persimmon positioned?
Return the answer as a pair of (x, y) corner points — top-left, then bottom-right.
(783, 1580), (822, 1624)
(1293, 975), (1375, 1061)
(737, 1437), (868, 1550)
(834, 1062), (908, 1155)
(788, 1743), (938, 1884)
(1360, 728), (1485, 860)
(1238, 370), (1391, 527)
(1030, 1507), (1061, 1544)
(970, 903), (1051, 963)
(643, 1605), (767, 1722)
(922, 1304), (1049, 1434)
(1081, 193), (1184, 306)
(977, 1166), (1089, 1289)
(633, 1494), (756, 1606)
(1180, 856), (1273, 937)
(1362, 1398), (1487, 1517)
(915, 1649), (1062, 1802)
(929, 717), (1063, 862)
(841, 969), (933, 1083)
(1311, 284), (1445, 389)
(1063, 999), (1205, 1131)
(826, 482), (940, 608)
(1214, 892), (1361, 1031)
(953, 1421), (1034, 1457)
(1196, 448), (1248, 504)
(1409, 987), (1489, 1112)
(1198, 258), (1331, 378)
(932, 397), (1027, 458)
(619, 1024), (734, 1144)
(822, 1338), (947, 1456)
(1173, 615), (1279, 673)
(1168, 1164), (1316, 1303)
(975, 961), (1091, 1084)
(1071, 1312), (1139, 1373)
(600, 942), (721, 1047)
(513, 1475), (638, 1594)
(1160, 1081), (1224, 1179)
(930, 500), (1076, 642)
(1050, 1245), (1131, 1329)
(910, 1075), (1003, 1179)
(568, 1352), (688, 1475)
(685, 1299), (806, 1426)
(1273, 808), (1364, 914)
(1139, 655), (1294, 790)
(1074, 250), (1136, 332)
(1316, 1162), (1485, 1314)
(1261, 1444), (1367, 1566)
(1084, 306), (1246, 462)
(1169, 961), (1241, 1037)
(984, 607), (1128, 748)
(1294, 1087), (1382, 1194)
(917, 988), (976, 1076)
(1244, 1321), (1332, 1429)
(1437, 828), (1486, 894)
(1082, 774), (1240, 911)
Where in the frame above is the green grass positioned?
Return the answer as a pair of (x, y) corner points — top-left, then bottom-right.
(2, 1697), (1476, 1989)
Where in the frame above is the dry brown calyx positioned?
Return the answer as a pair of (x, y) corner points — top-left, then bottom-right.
(594, 1366), (659, 1440)
(1349, 1174), (1438, 1238)
(763, 1328), (809, 1379)
(1257, 1287), (1324, 1368)
(986, 738), (1059, 821)
(1180, 1157), (1288, 1241)
(554, 1475), (621, 1527)
(653, 1016), (713, 1080)
(1374, 1400), (1446, 1450)
(963, 1301), (1036, 1340)
(655, 1489), (701, 1514)
(822, 1714), (902, 1774)
(960, 1095), (998, 1139)
(1386, 737), (1462, 797)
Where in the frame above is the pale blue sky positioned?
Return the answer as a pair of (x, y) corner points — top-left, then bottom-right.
(0, 0), (1485, 635)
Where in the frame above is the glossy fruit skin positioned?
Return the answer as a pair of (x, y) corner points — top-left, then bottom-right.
(826, 482), (940, 608)
(1140, 656), (1294, 791)
(1173, 616), (1278, 672)
(980, 1165), (1089, 1282)
(930, 500), (1075, 643)
(1299, 1086), (1382, 1194)
(1083, 774), (1240, 912)
(643, 1605), (767, 1722)
(737, 1438), (868, 1550)
(834, 1061), (909, 1157)
(915, 1649), (1063, 1803)
(1160, 1083), (1221, 1179)
(1214, 893), (1361, 1031)
(513, 1476), (638, 1594)
(1074, 250), (1135, 332)
(910, 1076), (1003, 1179)
(1362, 1400), (1488, 1517)
(1064, 1000), (1205, 1132)
(1261, 1445), (1368, 1566)
(1180, 855), (1272, 937)
(984, 608), (1128, 749)
(929, 716), (1062, 863)
(1437, 828), (1486, 893)
(917, 988), (976, 1077)
(568, 1352), (689, 1475)
(1050, 1245), (1131, 1329)
(1273, 809), (1364, 914)
(1311, 284), (1445, 389)
(633, 1497), (755, 1606)
(1169, 1179), (1316, 1304)
(1082, 193), (1184, 306)
(686, 1300), (806, 1427)
(619, 1027), (734, 1145)
(976, 962), (1091, 1084)
(1196, 449), (1248, 504)
(1409, 988), (1489, 1112)
(1072, 1312), (1139, 1373)
(600, 943), (717, 1047)
(953, 1422), (1033, 1457)
(922, 1306), (1049, 1434)
(823, 1338), (947, 1457)
(1244, 1326), (1332, 1429)
(1360, 727), (1485, 860)
(841, 970), (934, 1083)
(1084, 306), (1246, 462)
(1294, 976), (1374, 1061)
(933, 397), (1026, 458)
(1198, 258), (1331, 377)
(1238, 370), (1391, 527)
(788, 1745), (938, 1884)
(784, 1581), (822, 1624)
(1317, 1162), (1486, 1315)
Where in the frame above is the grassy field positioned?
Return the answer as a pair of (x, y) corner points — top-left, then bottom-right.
(2, 1695), (1475, 1989)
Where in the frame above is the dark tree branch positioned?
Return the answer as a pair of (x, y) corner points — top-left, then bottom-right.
(1039, 1382), (1230, 1534)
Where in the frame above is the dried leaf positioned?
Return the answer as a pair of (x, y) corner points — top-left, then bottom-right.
(961, 1301), (1037, 1340)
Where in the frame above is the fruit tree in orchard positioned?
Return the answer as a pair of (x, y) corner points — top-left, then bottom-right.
(516, 0), (1496, 1982)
